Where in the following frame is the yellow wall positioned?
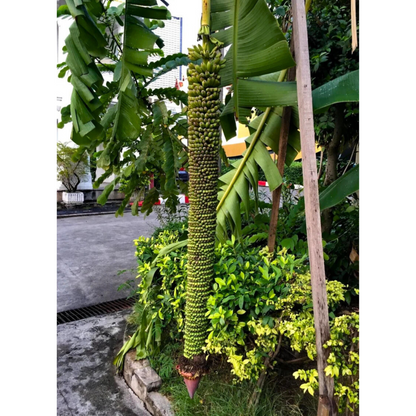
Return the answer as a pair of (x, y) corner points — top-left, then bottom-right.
(222, 122), (321, 159)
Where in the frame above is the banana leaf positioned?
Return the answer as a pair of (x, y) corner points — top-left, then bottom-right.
(247, 108), (301, 167)
(210, 0), (297, 240)
(211, 0), (296, 134)
(96, 0), (169, 170)
(65, 0), (107, 58)
(313, 70), (359, 113)
(215, 66), (359, 240)
(319, 165), (359, 211)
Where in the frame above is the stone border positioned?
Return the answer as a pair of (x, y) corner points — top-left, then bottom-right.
(123, 351), (174, 416)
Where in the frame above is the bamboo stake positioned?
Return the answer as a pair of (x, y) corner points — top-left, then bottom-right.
(291, 0), (336, 414)
(267, 0), (312, 253)
(317, 147), (325, 180)
(351, 0), (358, 53)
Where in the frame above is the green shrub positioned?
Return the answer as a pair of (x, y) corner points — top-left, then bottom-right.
(269, 194), (359, 301)
(323, 199), (359, 297)
(129, 225), (189, 360)
(128, 225), (358, 413)
(151, 218), (188, 239)
(153, 205), (189, 229)
(220, 159), (234, 177)
(118, 172), (151, 194)
(283, 161), (304, 185)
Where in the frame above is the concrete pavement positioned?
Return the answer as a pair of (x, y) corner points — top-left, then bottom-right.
(57, 211), (160, 312)
(57, 310), (151, 416)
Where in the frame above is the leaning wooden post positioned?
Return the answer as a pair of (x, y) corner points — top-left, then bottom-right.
(291, 0), (336, 414)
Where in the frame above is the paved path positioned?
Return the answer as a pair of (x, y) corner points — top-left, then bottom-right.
(57, 310), (151, 416)
(57, 212), (159, 312)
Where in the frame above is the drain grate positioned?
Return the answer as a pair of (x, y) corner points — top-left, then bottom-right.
(57, 297), (136, 325)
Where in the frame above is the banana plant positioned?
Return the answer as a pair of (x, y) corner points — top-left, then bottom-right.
(175, 0), (225, 394)
(172, 0), (298, 396)
(58, 0), (192, 215)
(216, 66), (359, 241)
(212, 1), (361, 243)
(208, 0), (360, 242)
(209, 0), (300, 241)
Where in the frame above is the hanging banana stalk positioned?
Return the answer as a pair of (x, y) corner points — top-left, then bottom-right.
(176, 0), (224, 398)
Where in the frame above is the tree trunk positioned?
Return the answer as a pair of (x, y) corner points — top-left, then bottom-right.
(267, 42), (296, 253)
(267, 106), (292, 252)
(354, 143), (359, 199)
(321, 103), (344, 234)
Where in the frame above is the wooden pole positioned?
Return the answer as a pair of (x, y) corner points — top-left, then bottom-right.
(291, 0), (336, 414)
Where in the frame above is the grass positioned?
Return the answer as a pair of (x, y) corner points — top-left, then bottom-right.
(152, 343), (318, 416)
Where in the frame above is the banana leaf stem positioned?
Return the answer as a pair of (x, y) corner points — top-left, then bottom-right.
(201, 0), (210, 27)
(232, 0), (240, 119)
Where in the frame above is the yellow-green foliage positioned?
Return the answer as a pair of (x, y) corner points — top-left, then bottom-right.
(204, 263), (358, 414)
(293, 312), (359, 413)
(130, 228), (359, 413)
(131, 227), (188, 359)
